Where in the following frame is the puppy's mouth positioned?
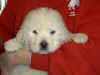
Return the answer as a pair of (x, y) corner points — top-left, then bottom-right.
(39, 50), (49, 54)
(39, 47), (49, 54)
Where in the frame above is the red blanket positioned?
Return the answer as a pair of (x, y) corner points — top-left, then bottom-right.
(1, 0), (100, 75)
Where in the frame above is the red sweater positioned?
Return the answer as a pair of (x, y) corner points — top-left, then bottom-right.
(0, 0), (100, 75)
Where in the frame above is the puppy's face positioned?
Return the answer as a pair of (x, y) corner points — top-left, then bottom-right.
(27, 26), (64, 54)
(21, 8), (71, 54)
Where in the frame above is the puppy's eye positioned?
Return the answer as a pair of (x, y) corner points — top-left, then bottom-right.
(33, 30), (38, 34)
(50, 30), (56, 35)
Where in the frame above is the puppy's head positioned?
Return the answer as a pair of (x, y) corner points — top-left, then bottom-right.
(19, 8), (72, 54)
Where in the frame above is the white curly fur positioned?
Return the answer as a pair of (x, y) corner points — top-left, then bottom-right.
(4, 7), (88, 75)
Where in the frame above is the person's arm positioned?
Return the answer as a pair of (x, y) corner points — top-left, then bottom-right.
(0, 49), (31, 75)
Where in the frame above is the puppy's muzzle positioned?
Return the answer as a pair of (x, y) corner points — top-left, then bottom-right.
(40, 40), (48, 50)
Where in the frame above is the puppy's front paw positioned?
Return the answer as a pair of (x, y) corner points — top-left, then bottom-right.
(4, 39), (22, 52)
(72, 33), (88, 44)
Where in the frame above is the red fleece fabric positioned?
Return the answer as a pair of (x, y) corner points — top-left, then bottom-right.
(0, 0), (100, 75)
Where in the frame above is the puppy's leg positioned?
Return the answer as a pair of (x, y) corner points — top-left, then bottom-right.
(72, 33), (88, 44)
(4, 38), (22, 52)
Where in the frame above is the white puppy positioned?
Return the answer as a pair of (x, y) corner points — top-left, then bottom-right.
(4, 8), (88, 75)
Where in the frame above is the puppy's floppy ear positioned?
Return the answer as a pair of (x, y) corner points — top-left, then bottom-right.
(4, 29), (25, 52)
(4, 38), (23, 52)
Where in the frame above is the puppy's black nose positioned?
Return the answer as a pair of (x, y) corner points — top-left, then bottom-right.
(40, 40), (48, 50)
